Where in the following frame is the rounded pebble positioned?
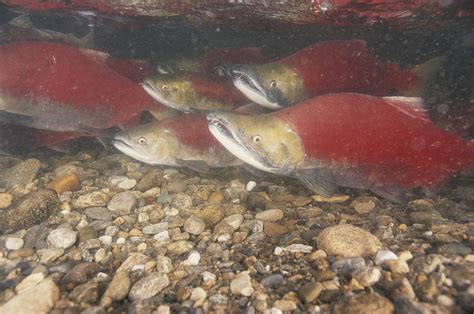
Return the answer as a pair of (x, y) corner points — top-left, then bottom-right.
(47, 227), (77, 249)
(5, 237), (24, 250)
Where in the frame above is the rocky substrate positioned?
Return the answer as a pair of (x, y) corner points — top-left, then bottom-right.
(0, 150), (473, 313)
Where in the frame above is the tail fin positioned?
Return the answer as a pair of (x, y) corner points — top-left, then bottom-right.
(403, 57), (443, 97)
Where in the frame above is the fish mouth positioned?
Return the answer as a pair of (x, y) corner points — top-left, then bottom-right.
(226, 66), (281, 110)
(207, 113), (276, 173)
(112, 135), (153, 165)
(141, 81), (183, 112)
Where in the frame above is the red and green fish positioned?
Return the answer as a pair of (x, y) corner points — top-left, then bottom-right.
(208, 93), (474, 202)
(0, 41), (177, 140)
(221, 40), (430, 109)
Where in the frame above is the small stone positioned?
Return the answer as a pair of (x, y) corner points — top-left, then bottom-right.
(154, 230), (170, 242)
(99, 235), (112, 245)
(184, 217), (206, 235)
(331, 293), (393, 314)
(284, 244), (313, 253)
(101, 272), (131, 306)
(246, 181), (257, 191)
(156, 256), (173, 274)
(208, 191), (224, 203)
(297, 207), (323, 219)
(256, 209), (284, 222)
(261, 274), (284, 289)
(5, 237), (24, 250)
(167, 240), (194, 255)
(47, 227), (77, 249)
(351, 197), (378, 214)
(221, 214), (244, 230)
(299, 281), (323, 303)
(47, 174), (81, 194)
(156, 305), (171, 314)
(195, 204), (224, 227)
(171, 193), (193, 210)
(15, 272), (45, 293)
(0, 158), (40, 189)
(332, 257), (366, 277)
(78, 226), (99, 242)
(107, 191), (136, 215)
(230, 271), (254, 296)
(8, 247), (34, 259)
(117, 253), (150, 273)
(129, 273), (169, 301)
(182, 251), (201, 266)
(0, 277), (59, 314)
(202, 271), (216, 282)
(61, 263), (99, 285)
(274, 300), (297, 312)
(375, 250), (398, 266)
(136, 170), (162, 191)
(167, 180), (187, 193)
(384, 259), (410, 274)
(118, 179), (136, 190)
(311, 194), (349, 203)
(0, 193), (13, 208)
(316, 224), (382, 257)
(1, 190), (59, 232)
(351, 267), (381, 287)
(70, 281), (98, 304)
(73, 191), (108, 208)
(274, 247), (284, 256)
(143, 222), (169, 235)
(40, 248), (65, 264)
(264, 222), (289, 237)
(137, 212), (149, 223)
(85, 207), (112, 220)
(398, 250), (413, 262)
(190, 287), (207, 307)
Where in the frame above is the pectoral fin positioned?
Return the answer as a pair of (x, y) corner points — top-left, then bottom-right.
(295, 168), (337, 197)
(0, 110), (35, 126)
(176, 159), (210, 173)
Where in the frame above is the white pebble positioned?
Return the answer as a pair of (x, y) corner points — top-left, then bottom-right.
(423, 231), (433, 236)
(118, 179), (137, 190)
(218, 234), (231, 242)
(284, 244), (313, 253)
(375, 250), (398, 266)
(271, 308), (283, 314)
(5, 237), (24, 250)
(154, 230), (170, 241)
(182, 251), (201, 266)
(274, 247), (284, 256)
(110, 176), (128, 186)
(131, 264), (145, 272)
(47, 227), (77, 249)
(99, 235), (112, 245)
(116, 237), (126, 244)
(202, 271), (216, 282)
(246, 181), (257, 191)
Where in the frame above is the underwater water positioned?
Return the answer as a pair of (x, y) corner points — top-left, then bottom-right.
(0, 1), (473, 313)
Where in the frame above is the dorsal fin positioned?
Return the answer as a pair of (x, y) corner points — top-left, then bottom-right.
(383, 96), (430, 121)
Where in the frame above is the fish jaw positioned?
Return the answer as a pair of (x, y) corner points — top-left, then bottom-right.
(207, 113), (275, 173)
(207, 112), (305, 175)
(224, 64), (281, 110)
(141, 80), (193, 113)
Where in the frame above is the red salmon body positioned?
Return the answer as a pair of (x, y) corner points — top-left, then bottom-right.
(275, 93), (474, 195)
(159, 114), (228, 153)
(281, 40), (418, 96)
(197, 47), (267, 72)
(0, 41), (168, 134)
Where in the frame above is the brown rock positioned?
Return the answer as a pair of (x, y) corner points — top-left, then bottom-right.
(316, 224), (381, 257)
(331, 293), (394, 314)
(0, 190), (59, 232)
(264, 222), (289, 237)
(195, 204), (224, 227)
(47, 174), (81, 194)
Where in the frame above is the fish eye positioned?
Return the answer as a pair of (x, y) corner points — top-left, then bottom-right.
(269, 80), (277, 88)
(138, 137), (147, 144)
(252, 135), (262, 143)
(161, 84), (169, 91)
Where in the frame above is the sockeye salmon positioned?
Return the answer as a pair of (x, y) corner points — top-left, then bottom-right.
(221, 40), (426, 109)
(0, 41), (177, 138)
(113, 114), (241, 172)
(208, 93), (474, 202)
(142, 72), (249, 113)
